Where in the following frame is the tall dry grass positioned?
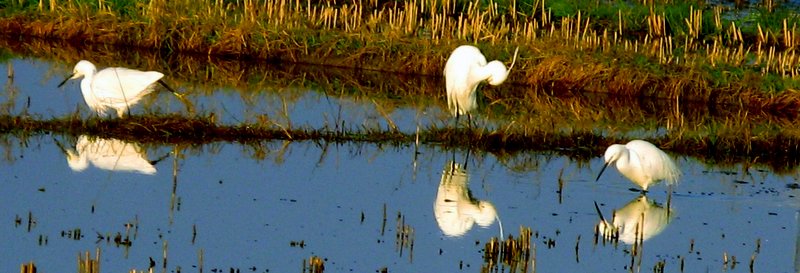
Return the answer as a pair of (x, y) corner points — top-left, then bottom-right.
(3, 0), (800, 105)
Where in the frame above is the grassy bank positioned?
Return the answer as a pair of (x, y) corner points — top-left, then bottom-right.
(4, 38), (800, 172)
(2, 0), (800, 110)
(2, 112), (799, 173)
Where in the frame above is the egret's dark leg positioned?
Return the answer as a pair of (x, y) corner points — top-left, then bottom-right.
(450, 148), (456, 168)
(455, 110), (460, 129)
(149, 152), (172, 166)
(629, 187), (649, 194)
(463, 147), (471, 170)
(158, 79), (184, 98)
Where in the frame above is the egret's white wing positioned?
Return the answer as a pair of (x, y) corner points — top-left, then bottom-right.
(76, 136), (157, 175)
(444, 45), (488, 115)
(611, 196), (673, 244)
(626, 140), (680, 185)
(434, 163), (472, 236)
(92, 67), (162, 103)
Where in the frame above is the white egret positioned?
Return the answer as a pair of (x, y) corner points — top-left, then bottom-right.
(54, 135), (158, 175)
(595, 196), (674, 244)
(434, 161), (498, 237)
(596, 140), (681, 192)
(58, 60), (182, 118)
(443, 45), (518, 122)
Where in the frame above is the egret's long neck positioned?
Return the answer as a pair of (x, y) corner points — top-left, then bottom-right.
(79, 71), (99, 106)
(473, 64), (495, 83)
(616, 149), (631, 172)
(66, 150), (89, 172)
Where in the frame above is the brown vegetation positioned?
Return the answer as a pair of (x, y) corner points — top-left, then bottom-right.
(2, 0), (800, 110)
(2, 1), (800, 172)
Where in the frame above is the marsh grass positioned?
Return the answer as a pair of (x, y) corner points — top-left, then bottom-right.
(20, 262), (36, 273)
(4, 37), (800, 171)
(2, 111), (800, 172)
(482, 226), (533, 272)
(78, 249), (100, 273)
(2, 0), (800, 107)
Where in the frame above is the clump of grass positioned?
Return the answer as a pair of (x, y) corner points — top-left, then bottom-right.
(20, 262), (36, 273)
(303, 255), (325, 273)
(78, 249), (100, 273)
(483, 226), (533, 272)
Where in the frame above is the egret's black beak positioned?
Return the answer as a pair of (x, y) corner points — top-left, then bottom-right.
(595, 162), (609, 182)
(52, 137), (70, 155)
(57, 74), (74, 88)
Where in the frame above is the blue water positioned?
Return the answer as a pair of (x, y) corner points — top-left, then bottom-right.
(1, 58), (799, 272)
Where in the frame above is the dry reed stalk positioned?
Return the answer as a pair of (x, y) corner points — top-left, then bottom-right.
(77, 249), (100, 273)
(20, 262), (36, 273)
(685, 6), (702, 50)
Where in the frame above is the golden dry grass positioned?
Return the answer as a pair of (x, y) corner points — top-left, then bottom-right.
(2, 0), (800, 110)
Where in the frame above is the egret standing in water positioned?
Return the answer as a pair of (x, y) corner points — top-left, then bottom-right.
(443, 45), (518, 125)
(596, 140), (681, 192)
(58, 60), (182, 118)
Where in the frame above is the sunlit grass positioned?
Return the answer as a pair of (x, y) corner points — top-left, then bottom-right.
(2, 0), (800, 103)
(1, 110), (799, 172)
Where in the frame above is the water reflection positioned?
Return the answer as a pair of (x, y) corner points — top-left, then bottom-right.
(433, 159), (498, 237)
(596, 195), (674, 244)
(55, 135), (162, 174)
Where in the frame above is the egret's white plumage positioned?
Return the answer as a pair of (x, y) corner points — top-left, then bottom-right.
(62, 135), (157, 175)
(443, 45), (514, 117)
(596, 140), (681, 191)
(596, 196), (673, 244)
(434, 161), (497, 237)
(58, 60), (167, 117)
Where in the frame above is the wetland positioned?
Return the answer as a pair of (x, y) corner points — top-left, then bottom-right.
(4, 0), (800, 272)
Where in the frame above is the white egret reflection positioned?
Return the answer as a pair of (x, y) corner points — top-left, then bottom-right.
(55, 135), (163, 174)
(434, 161), (498, 237)
(596, 195), (674, 244)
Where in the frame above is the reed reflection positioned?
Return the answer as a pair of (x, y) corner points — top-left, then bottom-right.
(55, 135), (164, 174)
(434, 158), (498, 237)
(595, 195), (674, 245)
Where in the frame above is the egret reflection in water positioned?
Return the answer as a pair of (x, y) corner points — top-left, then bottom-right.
(54, 135), (164, 174)
(434, 160), (499, 237)
(595, 195), (674, 244)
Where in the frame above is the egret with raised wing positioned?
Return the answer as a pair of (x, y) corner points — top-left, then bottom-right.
(596, 140), (681, 192)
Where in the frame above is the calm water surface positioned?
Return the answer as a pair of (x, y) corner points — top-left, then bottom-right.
(1, 58), (800, 273)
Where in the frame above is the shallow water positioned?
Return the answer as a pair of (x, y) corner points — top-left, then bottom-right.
(2, 58), (800, 273)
